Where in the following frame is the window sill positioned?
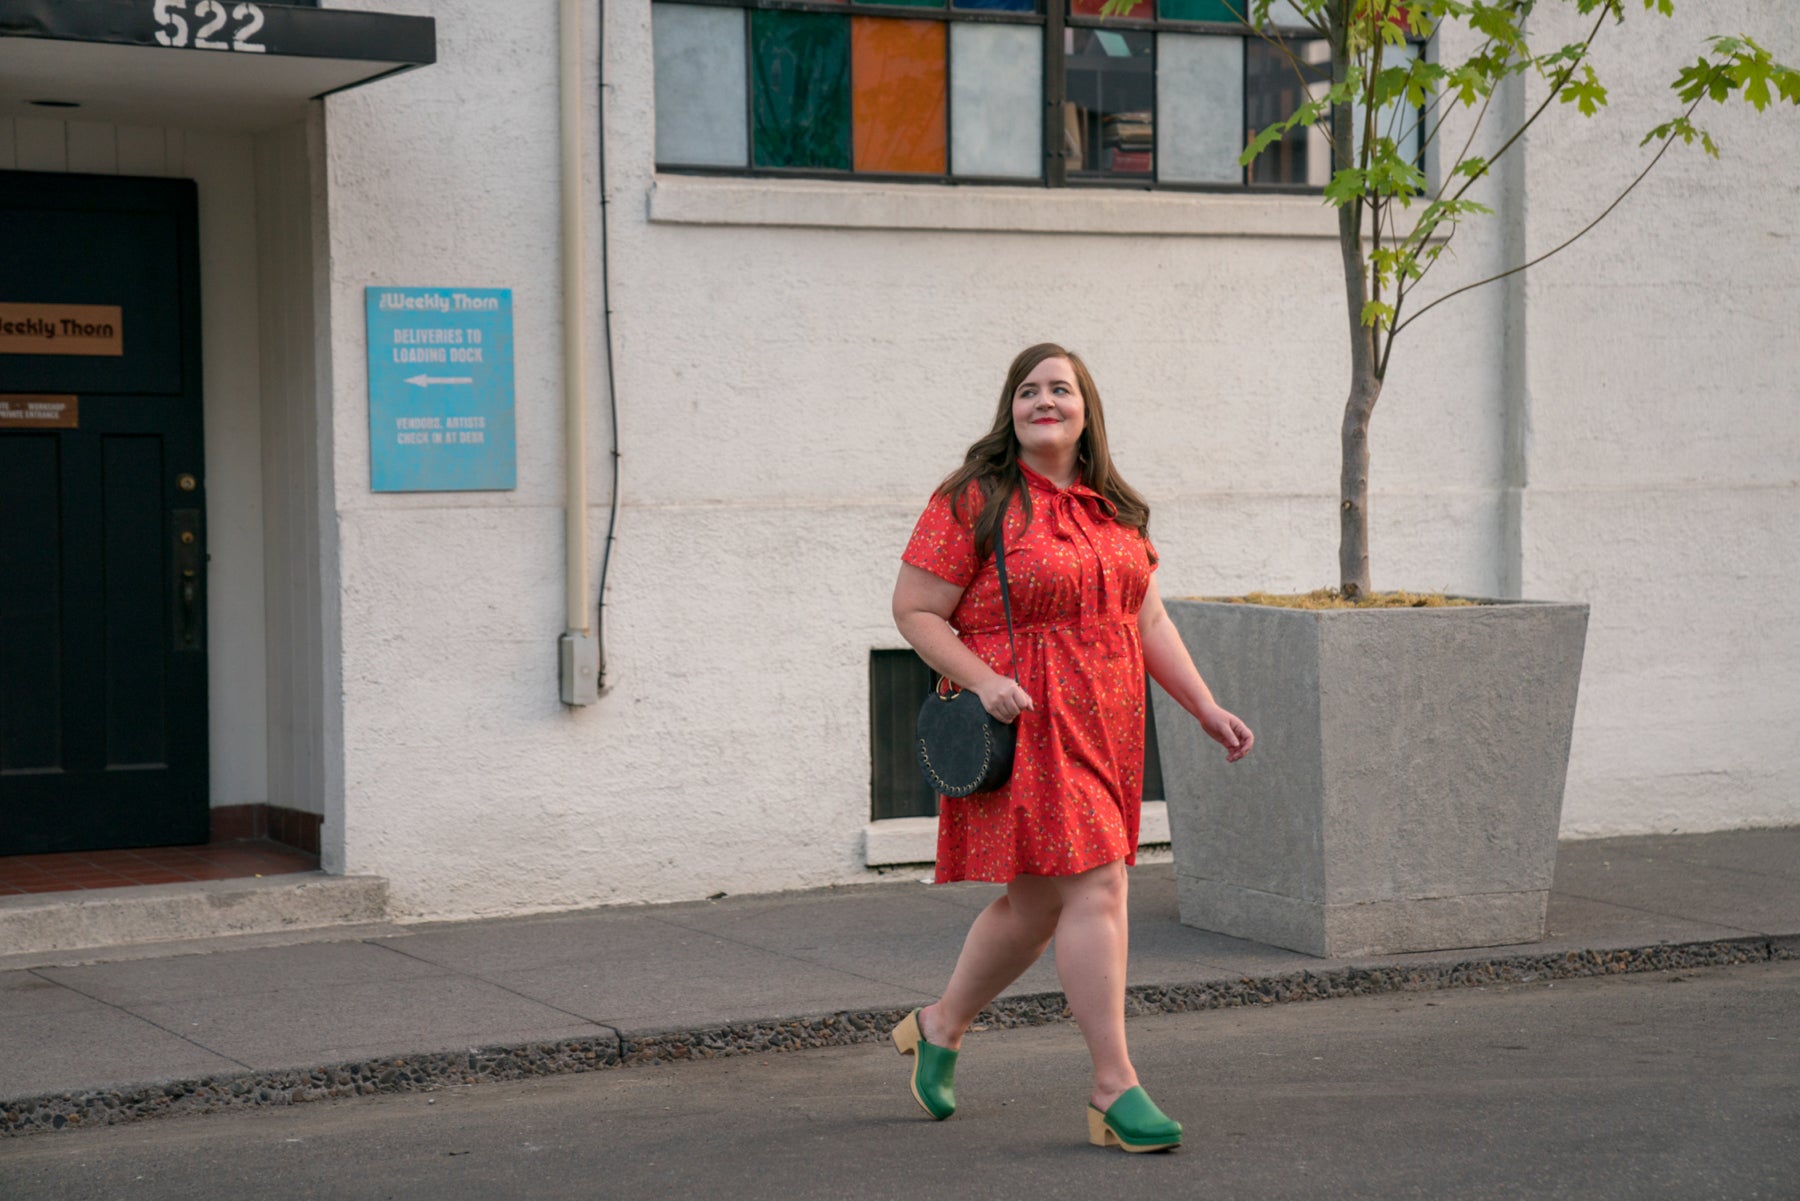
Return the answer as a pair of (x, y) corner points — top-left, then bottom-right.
(864, 801), (1171, 868)
(648, 175), (1338, 239)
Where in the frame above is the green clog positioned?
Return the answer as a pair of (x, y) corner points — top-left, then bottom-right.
(890, 1008), (957, 1120)
(1087, 1085), (1182, 1152)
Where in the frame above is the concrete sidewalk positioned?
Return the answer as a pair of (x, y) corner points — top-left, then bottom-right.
(4, 828), (1798, 1135)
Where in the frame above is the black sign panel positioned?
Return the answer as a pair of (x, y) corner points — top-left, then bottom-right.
(0, 0), (434, 69)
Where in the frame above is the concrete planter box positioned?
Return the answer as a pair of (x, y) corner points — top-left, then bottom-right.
(1151, 599), (1588, 958)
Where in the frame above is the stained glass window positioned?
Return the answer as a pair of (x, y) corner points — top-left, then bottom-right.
(651, 1), (1425, 192)
(950, 23), (1042, 179)
(752, 10), (853, 170)
(1157, 33), (1242, 184)
(653, 4), (748, 168)
(852, 18), (947, 174)
(1159, 0), (1242, 20)
(1159, 0), (1310, 22)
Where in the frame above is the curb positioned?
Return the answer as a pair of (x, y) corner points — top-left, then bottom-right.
(5, 934), (1791, 1137)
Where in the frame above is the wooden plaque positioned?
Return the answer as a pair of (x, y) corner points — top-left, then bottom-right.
(0, 303), (124, 356)
(0, 395), (79, 429)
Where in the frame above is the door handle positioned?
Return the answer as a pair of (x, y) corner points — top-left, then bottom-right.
(180, 570), (198, 647)
(172, 508), (203, 652)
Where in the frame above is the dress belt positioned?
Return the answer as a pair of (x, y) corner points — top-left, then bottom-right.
(962, 616), (1135, 637)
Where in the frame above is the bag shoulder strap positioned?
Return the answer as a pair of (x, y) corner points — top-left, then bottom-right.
(993, 498), (1018, 681)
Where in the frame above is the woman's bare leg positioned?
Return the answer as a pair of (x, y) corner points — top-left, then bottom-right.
(1049, 860), (1138, 1111)
(921, 875), (1062, 1050)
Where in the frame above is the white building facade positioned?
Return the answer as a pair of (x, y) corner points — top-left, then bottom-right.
(2, 0), (1795, 923)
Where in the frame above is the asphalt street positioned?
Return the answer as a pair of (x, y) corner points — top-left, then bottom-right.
(4, 961), (1797, 1201)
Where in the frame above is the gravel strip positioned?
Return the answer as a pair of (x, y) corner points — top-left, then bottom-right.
(2, 936), (1779, 1136)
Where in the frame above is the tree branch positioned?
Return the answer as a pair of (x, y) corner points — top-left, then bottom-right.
(1430, 7), (1611, 225)
(1392, 82), (1714, 338)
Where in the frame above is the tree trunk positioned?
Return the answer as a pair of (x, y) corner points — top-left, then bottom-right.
(1331, 7), (1379, 598)
(1338, 355), (1381, 598)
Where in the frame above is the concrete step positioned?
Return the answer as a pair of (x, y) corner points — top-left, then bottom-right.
(0, 873), (390, 960)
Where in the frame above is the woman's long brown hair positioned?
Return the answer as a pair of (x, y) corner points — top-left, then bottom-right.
(937, 343), (1152, 560)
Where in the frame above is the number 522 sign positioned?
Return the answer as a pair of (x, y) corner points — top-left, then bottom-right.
(152, 1), (267, 53)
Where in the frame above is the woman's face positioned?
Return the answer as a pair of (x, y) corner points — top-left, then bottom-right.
(1010, 355), (1086, 464)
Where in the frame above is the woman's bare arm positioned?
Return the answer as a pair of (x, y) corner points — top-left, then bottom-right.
(892, 562), (1034, 723)
(1138, 575), (1253, 762)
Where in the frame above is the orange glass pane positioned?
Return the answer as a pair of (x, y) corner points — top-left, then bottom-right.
(851, 18), (947, 174)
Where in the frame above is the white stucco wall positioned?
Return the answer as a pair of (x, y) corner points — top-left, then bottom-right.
(0, 117), (270, 812)
(315, 0), (1501, 919)
(312, 1), (1798, 920)
(1517, 2), (1800, 835)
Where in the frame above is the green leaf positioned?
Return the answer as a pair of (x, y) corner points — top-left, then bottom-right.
(1324, 168), (1368, 206)
(1361, 300), (1396, 330)
(1289, 96), (1329, 129)
(1641, 116), (1718, 158)
(1468, 3), (1517, 45)
(1728, 50), (1769, 102)
(1674, 59), (1720, 105)
(1559, 65), (1609, 116)
(1744, 73), (1773, 111)
(1452, 155), (1491, 179)
(1367, 153), (1428, 201)
(1239, 122), (1289, 166)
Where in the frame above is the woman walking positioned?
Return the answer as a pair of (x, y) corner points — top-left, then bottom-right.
(890, 343), (1254, 1152)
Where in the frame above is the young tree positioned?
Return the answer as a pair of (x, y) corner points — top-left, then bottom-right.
(1109, 0), (1799, 596)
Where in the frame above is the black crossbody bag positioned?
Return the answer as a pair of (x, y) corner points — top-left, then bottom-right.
(914, 513), (1020, 798)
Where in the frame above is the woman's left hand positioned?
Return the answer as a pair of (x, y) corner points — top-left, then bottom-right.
(1199, 704), (1254, 763)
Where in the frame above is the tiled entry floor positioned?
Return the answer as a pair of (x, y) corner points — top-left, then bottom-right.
(0, 840), (319, 896)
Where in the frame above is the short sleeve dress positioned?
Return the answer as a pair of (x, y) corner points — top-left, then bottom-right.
(901, 462), (1158, 883)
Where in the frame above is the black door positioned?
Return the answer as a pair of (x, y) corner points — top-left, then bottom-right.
(0, 171), (208, 855)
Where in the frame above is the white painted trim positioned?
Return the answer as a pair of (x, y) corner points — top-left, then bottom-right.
(864, 801), (1172, 867)
(1140, 800), (1171, 845)
(647, 175), (1338, 239)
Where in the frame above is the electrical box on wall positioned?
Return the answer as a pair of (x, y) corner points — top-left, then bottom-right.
(560, 631), (598, 706)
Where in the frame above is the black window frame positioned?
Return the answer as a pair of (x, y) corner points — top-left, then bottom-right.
(654, 0), (1427, 195)
(869, 648), (1165, 823)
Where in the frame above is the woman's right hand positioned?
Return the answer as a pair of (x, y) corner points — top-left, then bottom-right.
(974, 676), (1034, 724)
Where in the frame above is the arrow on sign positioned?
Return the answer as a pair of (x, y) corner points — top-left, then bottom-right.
(404, 374), (474, 387)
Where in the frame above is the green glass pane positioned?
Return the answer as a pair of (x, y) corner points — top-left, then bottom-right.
(1158, 0), (1243, 21)
(752, 10), (853, 170)
(855, 0), (945, 7)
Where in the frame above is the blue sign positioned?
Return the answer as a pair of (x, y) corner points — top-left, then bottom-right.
(366, 287), (516, 492)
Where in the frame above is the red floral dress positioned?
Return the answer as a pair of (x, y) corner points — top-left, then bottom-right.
(902, 463), (1158, 883)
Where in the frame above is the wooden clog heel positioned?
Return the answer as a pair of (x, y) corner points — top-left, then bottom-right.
(890, 1009), (957, 1120)
(1087, 1086), (1181, 1152)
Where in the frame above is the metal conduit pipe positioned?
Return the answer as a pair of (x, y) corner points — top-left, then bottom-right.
(593, 0), (622, 698)
(557, 0), (599, 705)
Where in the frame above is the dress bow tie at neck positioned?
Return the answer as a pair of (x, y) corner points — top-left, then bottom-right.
(1024, 474), (1114, 539)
